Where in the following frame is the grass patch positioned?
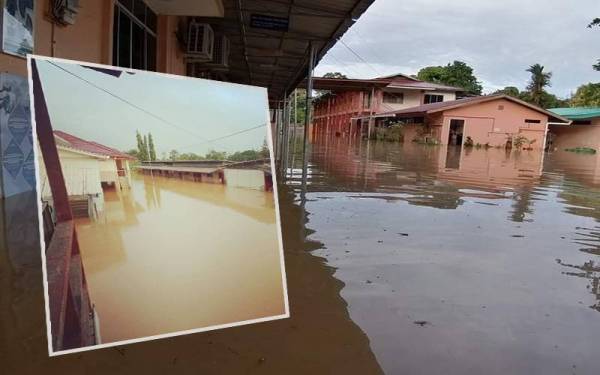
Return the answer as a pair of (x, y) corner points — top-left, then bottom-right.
(565, 147), (597, 154)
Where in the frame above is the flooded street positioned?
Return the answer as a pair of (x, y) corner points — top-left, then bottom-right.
(287, 138), (600, 374)
(75, 173), (285, 344)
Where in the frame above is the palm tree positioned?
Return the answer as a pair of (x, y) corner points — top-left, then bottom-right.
(526, 64), (552, 106)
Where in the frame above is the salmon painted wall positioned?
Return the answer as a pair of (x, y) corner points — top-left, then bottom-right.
(157, 16), (186, 76)
(313, 88), (457, 135)
(439, 98), (549, 149)
(549, 118), (600, 151)
(0, 0), (114, 77)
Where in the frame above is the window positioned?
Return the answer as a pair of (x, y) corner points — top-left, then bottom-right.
(113, 0), (157, 71)
(573, 120), (592, 125)
(383, 92), (404, 104)
(424, 94), (444, 104)
(524, 119), (541, 124)
(363, 91), (372, 108)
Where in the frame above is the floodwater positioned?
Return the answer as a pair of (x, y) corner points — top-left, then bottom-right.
(286, 138), (600, 374)
(4, 138), (600, 374)
(75, 173), (286, 344)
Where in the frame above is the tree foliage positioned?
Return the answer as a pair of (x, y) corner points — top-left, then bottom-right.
(417, 61), (483, 95)
(589, 18), (600, 71)
(525, 64), (552, 106)
(571, 83), (600, 107)
(148, 133), (157, 161)
(322, 72), (348, 79)
(492, 84), (569, 109)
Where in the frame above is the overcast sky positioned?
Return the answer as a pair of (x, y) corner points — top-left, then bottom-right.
(36, 59), (269, 157)
(315, 0), (600, 98)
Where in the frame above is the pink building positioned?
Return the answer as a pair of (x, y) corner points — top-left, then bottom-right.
(311, 74), (464, 138)
(356, 95), (570, 149)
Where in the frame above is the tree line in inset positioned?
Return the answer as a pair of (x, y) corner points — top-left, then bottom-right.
(127, 131), (270, 162)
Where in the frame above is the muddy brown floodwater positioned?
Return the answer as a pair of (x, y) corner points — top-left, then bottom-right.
(287, 138), (600, 374)
(3, 137), (600, 374)
(75, 174), (286, 344)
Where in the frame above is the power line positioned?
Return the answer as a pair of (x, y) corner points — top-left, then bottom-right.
(45, 60), (212, 143)
(180, 123), (267, 150)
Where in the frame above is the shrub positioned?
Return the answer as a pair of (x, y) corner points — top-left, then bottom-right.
(565, 147), (597, 154)
(464, 136), (474, 147)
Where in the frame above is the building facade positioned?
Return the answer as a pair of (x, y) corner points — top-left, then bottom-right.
(547, 108), (600, 151)
(356, 95), (571, 149)
(311, 73), (463, 138)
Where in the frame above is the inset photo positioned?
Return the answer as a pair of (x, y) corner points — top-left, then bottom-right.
(28, 56), (287, 356)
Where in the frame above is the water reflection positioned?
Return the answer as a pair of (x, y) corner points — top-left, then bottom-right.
(75, 173), (284, 344)
(288, 137), (600, 374)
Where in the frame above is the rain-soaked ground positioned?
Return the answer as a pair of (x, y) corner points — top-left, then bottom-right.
(2, 137), (600, 374)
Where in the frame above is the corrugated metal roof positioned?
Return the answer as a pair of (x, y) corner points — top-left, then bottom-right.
(549, 107), (600, 120)
(54, 130), (136, 160)
(214, 0), (375, 100)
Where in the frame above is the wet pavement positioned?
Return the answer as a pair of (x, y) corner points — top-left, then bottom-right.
(286, 138), (600, 374)
(3, 137), (600, 374)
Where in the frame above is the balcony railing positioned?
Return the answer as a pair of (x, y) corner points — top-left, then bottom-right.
(46, 220), (96, 350)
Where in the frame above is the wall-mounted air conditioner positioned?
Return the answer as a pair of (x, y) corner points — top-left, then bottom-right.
(186, 21), (214, 61)
(51, 0), (80, 25)
(210, 35), (230, 68)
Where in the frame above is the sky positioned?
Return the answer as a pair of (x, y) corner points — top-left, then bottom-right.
(36, 59), (270, 157)
(314, 0), (600, 98)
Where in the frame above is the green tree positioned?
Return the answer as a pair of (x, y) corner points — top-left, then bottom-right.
(147, 133), (157, 161)
(571, 83), (600, 107)
(589, 18), (600, 71)
(126, 149), (139, 159)
(205, 150), (228, 160)
(322, 72), (348, 79)
(169, 149), (180, 161)
(417, 61), (483, 95)
(416, 66), (446, 84)
(525, 64), (552, 106)
(136, 131), (148, 161)
(290, 88), (307, 126)
(260, 139), (270, 158)
(493, 86), (521, 97)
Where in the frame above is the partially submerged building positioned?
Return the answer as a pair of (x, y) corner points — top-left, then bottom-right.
(37, 131), (135, 218)
(547, 108), (600, 151)
(311, 73), (464, 138)
(138, 159), (273, 191)
(354, 94), (571, 149)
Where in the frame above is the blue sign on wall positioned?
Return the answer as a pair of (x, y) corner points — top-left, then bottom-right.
(250, 14), (289, 32)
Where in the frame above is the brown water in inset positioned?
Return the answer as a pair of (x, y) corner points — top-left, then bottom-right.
(286, 137), (600, 374)
(75, 173), (285, 344)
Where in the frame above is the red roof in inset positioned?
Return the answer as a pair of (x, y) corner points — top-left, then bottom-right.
(54, 130), (136, 160)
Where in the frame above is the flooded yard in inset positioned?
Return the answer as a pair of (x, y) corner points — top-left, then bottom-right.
(288, 139), (600, 374)
(75, 173), (285, 344)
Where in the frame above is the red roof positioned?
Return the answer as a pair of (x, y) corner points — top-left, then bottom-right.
(54, 130), (136, 160)
(363, 94), (571, 123)
(306, 74), (464, 92)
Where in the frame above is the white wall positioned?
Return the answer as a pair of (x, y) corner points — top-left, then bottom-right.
(379, 90), (456, 112)
(224, 169), (265, 190)
(38, 148), (103, 198)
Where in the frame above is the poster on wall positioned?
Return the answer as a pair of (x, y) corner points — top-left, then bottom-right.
(1, 0), (34, 57)
(0, 72), (34, 198)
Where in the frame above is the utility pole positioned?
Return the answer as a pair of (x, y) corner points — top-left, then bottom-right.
(301, 42), (316, 201)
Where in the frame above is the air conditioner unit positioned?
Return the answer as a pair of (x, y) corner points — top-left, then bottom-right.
(211, 35), (230, 68)
(186, 21), (214, 61)
(51, 0), (80, 25)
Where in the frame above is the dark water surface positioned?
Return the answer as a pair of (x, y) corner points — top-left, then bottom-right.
(4, 137), (600, 374)
(287, 138), (600, 374)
